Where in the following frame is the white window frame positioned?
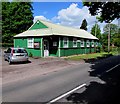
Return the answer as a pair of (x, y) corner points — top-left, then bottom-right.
(63, 37), (69, 48)
(81, 39), (84, 47)
(91, 40), (94, 47)
(77, 40), (81, 47)
(96, 42), (98, 47)
(28, 38), (34, 48)
(86, 40), (90, 47)
(73, 38), (77, 47)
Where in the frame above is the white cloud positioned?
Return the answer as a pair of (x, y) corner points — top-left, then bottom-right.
(33, 16), (50, 23)
(111, 19), (119, 25)
(34, 3), (119, 34)
(52, 3), (97, 32)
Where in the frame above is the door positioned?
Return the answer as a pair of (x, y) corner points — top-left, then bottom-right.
(44, 40), (49, 57)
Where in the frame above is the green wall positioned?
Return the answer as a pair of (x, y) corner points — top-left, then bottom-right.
(14, 37), (43, 57)
(14, 38), (27, 48)
(59, 36), (96, 57)
(14, 36), (97, 57)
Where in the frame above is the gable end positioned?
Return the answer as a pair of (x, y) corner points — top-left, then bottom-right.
(29, 20), (48, 30)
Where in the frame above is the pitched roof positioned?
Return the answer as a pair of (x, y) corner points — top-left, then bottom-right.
(14, 20), (98, 40)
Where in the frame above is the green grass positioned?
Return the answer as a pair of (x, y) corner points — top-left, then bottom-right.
(65, 51), (118, 61)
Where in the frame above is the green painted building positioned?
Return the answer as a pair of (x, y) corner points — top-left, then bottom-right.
(14, 20), (99, 57)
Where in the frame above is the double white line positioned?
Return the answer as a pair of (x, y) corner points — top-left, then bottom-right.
(47, 83), (86, 104)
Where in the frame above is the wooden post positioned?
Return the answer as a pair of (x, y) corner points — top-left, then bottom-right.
(108, 22), (111, 53)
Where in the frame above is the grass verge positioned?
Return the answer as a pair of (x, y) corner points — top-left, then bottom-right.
(65, 51), (118, 61)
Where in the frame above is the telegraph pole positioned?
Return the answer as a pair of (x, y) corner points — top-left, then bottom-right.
(108, 22), (111, 53)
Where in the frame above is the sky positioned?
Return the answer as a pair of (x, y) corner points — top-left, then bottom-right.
(32, 2), (118, 33)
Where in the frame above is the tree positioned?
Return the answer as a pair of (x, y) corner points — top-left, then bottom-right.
(113, 28), (120, 47)
(103, 23), (118, 35)
(2, 1), (33, 44)
(102, 24), (119, 48)
(2, 1), (11, 43)
(83, 2), (120, 23)
(80, 19), (87, 30)
(91, 23), (101, 40)
(9, 2), (33, 34)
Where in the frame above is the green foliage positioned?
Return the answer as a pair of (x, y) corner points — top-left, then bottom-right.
(2, 1), (33, 46)
(102, 24), (119, 48)
(80, 19), (87, 30)
(83, 2), (120, 23)
(96, 46), (101, 53)
(113, 33), (120, 47)
(2, 43), (14, 48)
(0, 2), (2, 43)
(29, 52), (33, 57)
(65, 52), (114, 61)
(91, 23), (101, 40)
(103, 23), (118, 35)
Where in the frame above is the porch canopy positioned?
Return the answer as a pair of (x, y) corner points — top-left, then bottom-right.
(14, 20), (98, 40)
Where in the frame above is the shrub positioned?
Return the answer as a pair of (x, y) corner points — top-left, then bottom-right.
(29, 52), (33, 57)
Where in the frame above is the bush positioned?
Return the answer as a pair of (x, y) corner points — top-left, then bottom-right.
(2, 43), (14, 48)
(29, 52), (33, 57)
(96, 46), (101, 53)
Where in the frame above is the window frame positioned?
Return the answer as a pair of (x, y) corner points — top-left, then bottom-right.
(91, 40), (94, 47)
(96, 42), (98, 47)
(86, 40), (90, 47)
(27, 38), (34, 48)
(73, 38), (77, 47)
(63, 37), (69, 48)
(81, 39), (84, 47)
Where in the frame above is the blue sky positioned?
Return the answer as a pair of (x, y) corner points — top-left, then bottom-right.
(32, 2), (83, 19)
(31, 2), (118, 33)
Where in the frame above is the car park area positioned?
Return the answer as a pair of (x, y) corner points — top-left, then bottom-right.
(1, 54), (83, 84)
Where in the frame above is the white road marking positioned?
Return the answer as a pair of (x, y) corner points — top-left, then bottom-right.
(48, 64), (120, 104)
(96, 63), (120, 77)
(47, 83), (86, 104)
(106, 64), (120, 73)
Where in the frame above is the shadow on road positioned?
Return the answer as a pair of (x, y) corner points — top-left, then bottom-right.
(66, 55), (120, 104)
(9, 60), (31, 65)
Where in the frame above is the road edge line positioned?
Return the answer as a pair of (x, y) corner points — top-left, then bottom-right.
(106, 63), (120, 73)
(47, 83), (86, 104)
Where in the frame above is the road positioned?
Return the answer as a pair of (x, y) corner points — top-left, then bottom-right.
(2, 55), (120, 103)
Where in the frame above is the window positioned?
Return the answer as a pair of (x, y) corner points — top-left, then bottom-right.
(86, 40), (90, 47)
(73, 38), (77, 47)
(28, 38), (34, 48)
(63, 37), (68, 48)
(96, 42), (98, 47)
(13, 49), (27, 53)
(53, 42), (57, 46)
(34, 42), (40, 48)
(91, 40), (94, 47)
(81, 40), (84, 47)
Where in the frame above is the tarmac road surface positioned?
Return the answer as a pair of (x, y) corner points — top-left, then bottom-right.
(2, 55), (120, 103)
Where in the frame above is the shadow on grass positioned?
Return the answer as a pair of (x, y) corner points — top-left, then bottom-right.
(84, 53), (113, 64)
(66, 55), (120, 104)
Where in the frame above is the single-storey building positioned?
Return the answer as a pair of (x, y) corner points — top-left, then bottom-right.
(14, 20), (99, 57)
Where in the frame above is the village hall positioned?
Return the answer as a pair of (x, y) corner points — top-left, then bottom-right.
(14, 20), (99, 57)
